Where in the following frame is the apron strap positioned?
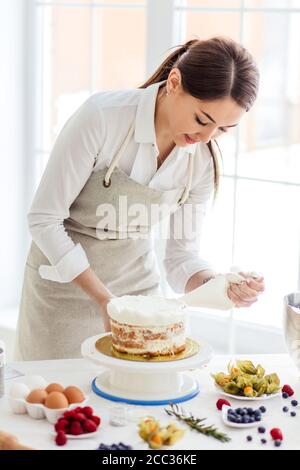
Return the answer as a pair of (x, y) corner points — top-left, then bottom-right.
(177, 151), (195, 206)
(103, 123), (135, 187)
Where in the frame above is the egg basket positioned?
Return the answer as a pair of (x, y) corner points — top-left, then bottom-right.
(9, 395), (89, 424)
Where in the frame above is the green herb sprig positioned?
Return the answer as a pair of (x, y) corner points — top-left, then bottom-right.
(165, 403), (231, 443)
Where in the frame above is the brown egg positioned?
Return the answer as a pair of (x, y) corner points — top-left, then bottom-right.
(26, 389), (48, 404)
(45, 383), (64, 394)
(63, 386), (85, 404)
(45, 391), (69, 409)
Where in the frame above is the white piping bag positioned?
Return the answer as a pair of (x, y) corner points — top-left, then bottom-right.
(178, 271), (261, 311)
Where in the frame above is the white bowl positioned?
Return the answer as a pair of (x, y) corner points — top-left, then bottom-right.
(215, 385), (281, 401)
(222, 405), (264, 429)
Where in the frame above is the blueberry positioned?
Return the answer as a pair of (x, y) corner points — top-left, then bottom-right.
(249, 417), (255, 423)
(98, 443), (108, 450)
(255, 416), (262, 422)
(242, 416), (250, 424)
(236, 417), (243, 424)
(118, 443), (132, 450)
(283, 406), (289, 413)
(259, 406), (266, 413)
(274, 440), (282, 448)
(247, 435), (253, 442)
(291, 400), (298, 407)
(240, 409), (247, 416)
(236, 408), (243, 415)
(261, 439), (267, 444)
(254, 410), (262, 416)
(291, 411), (297, 417)
(258, 427), (266, 434)
(247, 408), (254, 415)
(228, 415), (236, 422)
(282, 392), (289, 399)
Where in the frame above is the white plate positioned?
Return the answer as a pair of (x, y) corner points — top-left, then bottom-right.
(215, 385), (281, 401)
(51, 431), (100, 440)
(221, 405), (263, 429)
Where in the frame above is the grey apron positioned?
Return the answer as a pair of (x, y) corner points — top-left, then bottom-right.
(14, 123), (195, 360)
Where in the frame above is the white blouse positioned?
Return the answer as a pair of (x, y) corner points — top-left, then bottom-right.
(28, 80), (216, 294)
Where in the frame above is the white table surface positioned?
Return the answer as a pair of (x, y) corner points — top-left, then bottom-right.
(1, 354), (299, 450)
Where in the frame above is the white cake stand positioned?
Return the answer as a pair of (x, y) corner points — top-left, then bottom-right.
(81, 333), (213, 406)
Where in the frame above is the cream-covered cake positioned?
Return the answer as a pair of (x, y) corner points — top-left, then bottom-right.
(107, 295), (186, 357)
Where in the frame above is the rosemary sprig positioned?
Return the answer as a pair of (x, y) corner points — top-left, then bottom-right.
(165, 403), (231, 443)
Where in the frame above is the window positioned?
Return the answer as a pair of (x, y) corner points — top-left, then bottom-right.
(174, 0), (300, 329)
(30, 0), (300, 336)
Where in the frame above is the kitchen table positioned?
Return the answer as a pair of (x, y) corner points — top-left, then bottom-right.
(1, 354), (299, 450)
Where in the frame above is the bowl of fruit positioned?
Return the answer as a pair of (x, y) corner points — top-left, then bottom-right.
(213, 360), (281, 401)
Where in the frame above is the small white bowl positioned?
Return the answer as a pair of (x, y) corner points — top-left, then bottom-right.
(26, 401), (46, 420)
(8, 397), (27, 415)
(222, 405), (264, 428)
(215, 385), (281, 401)
(50, 430), (100, 440)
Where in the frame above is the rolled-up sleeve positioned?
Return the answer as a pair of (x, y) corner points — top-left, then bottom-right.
(164, 154), (216, 294)
(28, 98), (106, 283)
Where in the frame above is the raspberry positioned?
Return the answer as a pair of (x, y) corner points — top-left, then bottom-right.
(282, 385), (294, 397)
(91, 415), (101, 427)
(270, 428), (283, 441)
(55, 431), (67, 446)
(82, 406), (94, 418)
(63, 410), (77, 420)
(73, 412), (86, 422)
(55, 419), (69, 432)
(83, 419), (97, 433)
(216, 399), (231, 411)
(74, 407), (83, 413)
(70, 421), (84, 436)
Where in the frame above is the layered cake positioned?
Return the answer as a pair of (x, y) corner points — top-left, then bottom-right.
(107, 295), (186, 357)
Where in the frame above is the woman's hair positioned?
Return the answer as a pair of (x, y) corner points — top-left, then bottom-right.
(139, 36), (260, 201)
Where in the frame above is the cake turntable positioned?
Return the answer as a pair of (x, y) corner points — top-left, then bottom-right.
(81, 333), (213, 406)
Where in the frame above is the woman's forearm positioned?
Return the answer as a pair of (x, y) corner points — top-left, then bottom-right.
(184, 269), (217, 294)
(73, 267), (113, 305)
(73, 267), (114, 330)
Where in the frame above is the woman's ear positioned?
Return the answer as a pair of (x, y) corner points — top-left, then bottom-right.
(167, 68), (182, 94)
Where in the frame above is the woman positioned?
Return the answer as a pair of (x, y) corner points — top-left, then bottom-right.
(15, 36), (265, 361)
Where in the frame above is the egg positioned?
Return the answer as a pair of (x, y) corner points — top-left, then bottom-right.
(26, 375), (48, 390)
(45, 391), (69, 409)
(63, 386), (85, 404)
(10, 383), (30, 400)
(26, 388), (48, 404)
(45, 383), (64, 394)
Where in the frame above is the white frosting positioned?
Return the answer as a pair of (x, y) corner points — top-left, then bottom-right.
(107, 295), (186, 326)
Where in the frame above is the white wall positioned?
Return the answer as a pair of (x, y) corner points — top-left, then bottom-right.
(0, 1), (28, 310)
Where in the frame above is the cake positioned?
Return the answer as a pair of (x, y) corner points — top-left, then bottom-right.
(107, 295), (187, 357)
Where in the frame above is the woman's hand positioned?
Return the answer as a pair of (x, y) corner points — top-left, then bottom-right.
(73, 268), (115, 332)
(98, 296), (114, 332)
(227, 272), (265, 308)
(0, 431), (33, 450)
